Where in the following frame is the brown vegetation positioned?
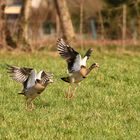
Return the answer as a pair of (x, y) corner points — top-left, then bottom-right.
(0, 0), (140, 52)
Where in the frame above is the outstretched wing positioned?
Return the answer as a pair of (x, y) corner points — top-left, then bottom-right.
(84, 48), (93, 60)
(57, 38), (81, 72)
(7, 64), (33, 83)
(39, 71), (53, 85)
(80, 48), (93, 66)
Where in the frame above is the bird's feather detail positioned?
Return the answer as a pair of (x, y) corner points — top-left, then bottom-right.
(6, 65), (33, 83)
(57, 38), (80, 73)
(26, 70), (36, 88)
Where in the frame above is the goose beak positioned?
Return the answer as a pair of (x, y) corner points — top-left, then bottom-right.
(95, 63), (100, 68)
(49, 79), (54, 83)
(47, 72), (54, 83)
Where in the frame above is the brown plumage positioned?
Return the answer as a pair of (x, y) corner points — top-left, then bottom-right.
(7, 65), (53, 110)
(57, 38), (99, 98)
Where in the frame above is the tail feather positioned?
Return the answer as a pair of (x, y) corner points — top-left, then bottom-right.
(61, 77), (70, 83)
(18, 92), (25, 96)
(84, 48), (93, 59)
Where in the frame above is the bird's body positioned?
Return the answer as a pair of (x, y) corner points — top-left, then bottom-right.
(7, 65), (53, 109)
(20, 83), (45, 98)
(57, 38), (99, 98)
(62, 71), (84, 83)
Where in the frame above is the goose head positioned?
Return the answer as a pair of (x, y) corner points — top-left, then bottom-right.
(91, 63), (99, 68)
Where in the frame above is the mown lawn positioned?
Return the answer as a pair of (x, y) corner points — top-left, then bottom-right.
(0, 50), (140, 140)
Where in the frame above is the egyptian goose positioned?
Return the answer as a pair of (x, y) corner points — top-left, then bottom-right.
(7, 65), (53, 110)
(57, 38), (99, 98)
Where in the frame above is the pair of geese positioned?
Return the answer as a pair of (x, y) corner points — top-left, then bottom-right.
(7, 38), (99, 109)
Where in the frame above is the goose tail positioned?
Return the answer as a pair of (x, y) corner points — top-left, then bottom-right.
(61, 77), (70, 83)
(18, 92), (25, 96)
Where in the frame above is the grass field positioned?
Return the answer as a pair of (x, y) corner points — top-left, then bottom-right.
(0, 49), (140, 140)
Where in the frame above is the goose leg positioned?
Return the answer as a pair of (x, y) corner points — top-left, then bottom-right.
(69, 84), (77, 98)
(26, 98), (35, 110)
(25, 98), (30, 110)
(31, 100), (35, 110)
(65, 85), (71, 98)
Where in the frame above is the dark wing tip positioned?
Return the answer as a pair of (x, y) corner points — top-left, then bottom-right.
(87, 48), (94, 53)
(6, 64), (13, 69)
(57, 38), (65, 42)
(41, 71), (53, 79)
(57, 38), (68, 48)
(57, 38), (63, 45)
(57, 38), (79, 60)
(57, 38), (63, 43)
(6, 64), (17, 73)
(84, 48), (93, 59)
(89, 48), (94, 52)
(57, 38), (70, 48)
(41, 71), (53, 84)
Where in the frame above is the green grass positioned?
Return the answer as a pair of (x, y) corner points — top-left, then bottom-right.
(0, 50), (140, 140)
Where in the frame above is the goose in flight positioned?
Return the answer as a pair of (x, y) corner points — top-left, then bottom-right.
(57, 38), (99, 98)
(7, 65), (53, 110)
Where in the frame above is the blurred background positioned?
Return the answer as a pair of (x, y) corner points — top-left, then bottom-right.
(0, 2), (140, 139)
(0, 0), (140, 51)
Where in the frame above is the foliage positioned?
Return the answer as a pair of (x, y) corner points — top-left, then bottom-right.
(0, 49), (140, 139)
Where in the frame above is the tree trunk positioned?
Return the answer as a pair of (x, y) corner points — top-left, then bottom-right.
(122, 4), (126, 48)
(80, 0), (84, 49)
(0, 1), (17, 49)
(80, 0), (84, 37)
(0, 1), (6, 48)
(56, 14), (60, 36)
(135, 0), (140, 41)
(17, 0), (31, 49)
(98, 10), (105, 40)
(54, 0), (75, 41)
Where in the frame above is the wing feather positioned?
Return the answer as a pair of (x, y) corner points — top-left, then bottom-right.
(80, 48), (93, 67)
(7, 65), (33, 83)
(57, 38), (80, 72)
(84, 48), (93, 60)
(72, 54), (82, 72)
(40, 71), (53, 85)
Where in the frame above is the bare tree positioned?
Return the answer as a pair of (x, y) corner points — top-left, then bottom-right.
(54, 0), (75, 41)
(0, 1), (17, 49)
(67, 0), (105, 37)
(122, 4), (127, 47)
(30, 1), (49, 40)
(0, 1), (6, 48)
(17, 0), (31, 49)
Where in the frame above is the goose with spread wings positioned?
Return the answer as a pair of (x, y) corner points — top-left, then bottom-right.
(7, 65), (53, 109)
(57, 38), (99, 98)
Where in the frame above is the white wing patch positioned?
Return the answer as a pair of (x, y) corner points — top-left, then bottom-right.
(72, 54), (81, 72)
(36, 70), (43, 80)
(71, 55), (88, 72)
(27, 70), (36, 88)
(80, 56), (88, 67)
